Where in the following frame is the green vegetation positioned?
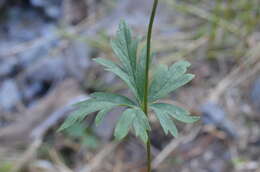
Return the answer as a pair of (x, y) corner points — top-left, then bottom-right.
(0, 162), (13, 172)
(59, 0), (199, 171)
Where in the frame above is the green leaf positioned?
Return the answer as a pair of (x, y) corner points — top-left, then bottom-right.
(95, 106), (114, 126)
(59, 19), (198, 147)
(90, 92), (136, 107)
(149, 64), (169, 100)
(60, 91), (139, 131)
(114, 108), (136, 140)
(168, 61), (191, 78)
(149, 61), (194, 102)
(133, 108), (151, 143)
(114, 107), (151, 143)
(82, 134), (99, 149)
(151, 103), (200, 123)
(94, 58), (139, 99)
(111, 21), (136, 79)
(59, 89), (140, 132)
(135, 46), (147, 101)
(65, 123), (86, 138)
(129, 39), (139, 71)
(58, 99), (116, 131)
(157, 74), (194, 101)
(109, 20), (149, 103)
(152, 107), (178, 137)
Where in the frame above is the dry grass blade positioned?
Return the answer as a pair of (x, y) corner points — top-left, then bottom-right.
(209, 43), (260, 102)
(160, 37), (208, 64)
(12, 139), (42, 172)
(164, 0), (244, 37)
(49, 149), (73, 172)
(79, 142), (119, 172)
(152, 126), (201, 169)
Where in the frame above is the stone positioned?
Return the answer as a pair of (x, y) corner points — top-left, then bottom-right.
(250, 77), (260, 110)
(64, 41), (91, 81)
(0, 58), (18, 78)
(30, 0), (62, 19)
(0, 79), (20, 111)
(0, 0), (6, 8)
(20, 58), (67, 103)
(200, 101), (238, 138)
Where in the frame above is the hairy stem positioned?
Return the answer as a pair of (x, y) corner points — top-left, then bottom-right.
(143, 0), (158, 172)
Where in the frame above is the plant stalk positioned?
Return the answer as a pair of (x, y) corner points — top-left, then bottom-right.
(143, 0), (158, 172)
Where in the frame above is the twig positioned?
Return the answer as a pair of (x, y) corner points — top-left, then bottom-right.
(164, 0), (244, 37)
(209, 43), (260, 102)
(0, 36), (54, 58)
(49, 149), (73, 172)
(152, 126), (201, 169)
(31, 95), (88, 139)
(12, 139), (42, 172)
(78, 142), (119, 172)
(160, 37), (208, 64)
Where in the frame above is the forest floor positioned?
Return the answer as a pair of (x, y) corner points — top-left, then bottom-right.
(0, 0), (260, 172)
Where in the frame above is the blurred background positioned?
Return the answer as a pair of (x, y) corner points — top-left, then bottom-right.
(0, 0), (260, 171)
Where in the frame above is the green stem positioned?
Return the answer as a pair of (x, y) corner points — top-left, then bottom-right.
(146, 132), (152, 172)
(143, 0), (158, 172)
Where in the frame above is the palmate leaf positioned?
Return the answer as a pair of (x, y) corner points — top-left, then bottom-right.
(132, 108), (151, 143)
(135, 46), (156, 102)
(135, 46), (147, 102)
(149, 61), (194, 102)
(151, 103), (200, 123)
(92, 92), (137, 126)
(114, 108), (136, 140)
(153, 73), (194, 102)
(114, 107), (151, 143)
(129, 38), (139, 70)
(152, 107), (178, 137)
(95, 21), (146, 103)
(95, 107), (114, 126)
(59, 20), (199, 146)
(58, 99), (116, 131)
(93, 58), (139, 100)
(110, 21), (138, 83)
(59, 93), (138, 131)
(90, 92), (136, 107)
(151, 103), (199, 137)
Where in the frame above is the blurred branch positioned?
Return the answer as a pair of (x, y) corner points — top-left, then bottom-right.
(152, 126), (201, 169)
(49, 149), (73, 172)
(79, 142), (119, 172)
(12, 139), (42, 172)
(209, 42), (260, 102)
(164, 0), (245, 37)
